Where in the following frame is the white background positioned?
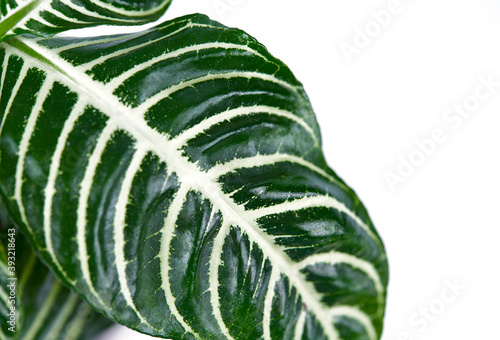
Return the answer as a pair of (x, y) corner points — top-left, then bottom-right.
(82, 0), (500, 339)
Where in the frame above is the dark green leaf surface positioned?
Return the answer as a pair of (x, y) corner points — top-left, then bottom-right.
(0, 14), (388, 339)
(0, 199), (113, 339)
(0, 0), (171, 42)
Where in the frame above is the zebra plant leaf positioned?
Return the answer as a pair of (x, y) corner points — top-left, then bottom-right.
(0, 200), (114, 339)
(0, 14), (388, 340)
(0, 0), (172, 42)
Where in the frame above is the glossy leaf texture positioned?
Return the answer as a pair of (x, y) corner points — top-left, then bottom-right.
(0, 14), (388, 339)
(0, 0), (171, 42)
(0, 200), (114, 339)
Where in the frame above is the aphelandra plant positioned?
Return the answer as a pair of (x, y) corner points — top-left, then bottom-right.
(0, 201), (114, 339)
(0, 0), (388, 339)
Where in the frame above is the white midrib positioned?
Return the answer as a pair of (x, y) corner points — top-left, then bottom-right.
(13, 38), (342, 338)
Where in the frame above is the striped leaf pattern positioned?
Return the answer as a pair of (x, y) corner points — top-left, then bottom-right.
(0, 202), (113, 339)
(0, 14), (388, 339)
(0, 0), (171, 42)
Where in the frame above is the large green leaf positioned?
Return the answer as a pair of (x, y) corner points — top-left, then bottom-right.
(0, 199), (114, 339)
(0, 14), (388, 339)
(0, 0), (171, 42)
